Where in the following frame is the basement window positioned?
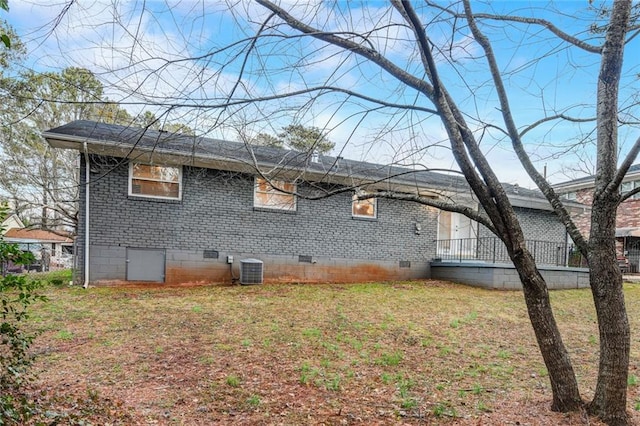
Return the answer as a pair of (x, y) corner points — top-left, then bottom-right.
(129, 163), (182, 200)
(254, 177), (296, 211)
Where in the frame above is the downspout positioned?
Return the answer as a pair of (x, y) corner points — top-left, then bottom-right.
(83, 143), (90, 289)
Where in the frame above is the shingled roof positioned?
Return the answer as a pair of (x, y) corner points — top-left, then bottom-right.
(4, 228), (73, 243)
(554, 164), (640, 192)
(43, 120), (552, 209)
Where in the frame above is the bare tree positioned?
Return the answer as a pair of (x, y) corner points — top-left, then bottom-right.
(0, 67), (104, 231)
(24, 0), (640, 423)
(0, 66), (152, 232)
(219, 2), (638, 422)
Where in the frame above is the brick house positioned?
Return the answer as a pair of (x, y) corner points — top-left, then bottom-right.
(43, 120), (573, 286)
(554, 165), (640, 272)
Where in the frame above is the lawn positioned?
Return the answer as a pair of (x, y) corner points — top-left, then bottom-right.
(18, 277), (640, 424)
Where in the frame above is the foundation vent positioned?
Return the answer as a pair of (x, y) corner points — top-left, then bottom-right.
(240, 258), (263, 285)
(203, 250), (219, 259)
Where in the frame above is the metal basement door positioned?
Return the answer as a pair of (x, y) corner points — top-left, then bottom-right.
(126, 248), (166, 282)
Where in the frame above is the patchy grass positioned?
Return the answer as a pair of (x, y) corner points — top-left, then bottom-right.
(19, 279), (640, 424)
(29, 268), (73, 286)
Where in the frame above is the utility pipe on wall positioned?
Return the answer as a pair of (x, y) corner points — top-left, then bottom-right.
(83, 142), (90, 289)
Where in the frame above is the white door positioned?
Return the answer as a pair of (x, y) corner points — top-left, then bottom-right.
(437, 211), (478, 259)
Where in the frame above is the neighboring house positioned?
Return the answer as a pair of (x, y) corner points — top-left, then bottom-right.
(1, 213), (25, 234)
(3, 227), (74, 270)
(555, 165), (640, 272)
(43, 120), (573, 286)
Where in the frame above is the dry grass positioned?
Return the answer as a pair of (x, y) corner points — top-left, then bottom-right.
(21, 279), (640, 424)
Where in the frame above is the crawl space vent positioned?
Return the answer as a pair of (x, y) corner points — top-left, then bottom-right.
(203, 250), (219, 259)
(240, 258), (263, 285)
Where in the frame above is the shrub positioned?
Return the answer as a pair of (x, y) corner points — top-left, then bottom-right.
(0, 205), (47, 424)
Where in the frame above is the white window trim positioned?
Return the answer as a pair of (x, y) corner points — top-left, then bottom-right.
(128, 162), (183, 200)
(352, 193), (377, 219)
(621, 180), (640, 200)
(253, 177), (297, 211)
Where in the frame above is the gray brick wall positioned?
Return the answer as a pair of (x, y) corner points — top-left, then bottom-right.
(76, 155), (568, 285)
(514, 207), (567, 243)
(477, 207), (567, 243)
(77, 155), (440, 284)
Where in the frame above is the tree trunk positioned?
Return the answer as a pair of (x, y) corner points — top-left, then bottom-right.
(41, 188), (48, 229)
(586, 1), (632, 422)
(588, 198), (630, 425)
(510, 249), (583, 411)
(588, 259), (630, 425)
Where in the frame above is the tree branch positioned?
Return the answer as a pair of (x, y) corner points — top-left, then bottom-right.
(519, 114), (596, 138)
(365, 191), (498, 235)
(426, 1), (602, 53)
(255, 0), (436, 98)
(612, 135), (640, 202)
(462, 0), (589, 256)
(620, 185), (640, 204)
(390, 0), (507, 239)
(18, 86), (439, 115)
(593, 0), (630, 202)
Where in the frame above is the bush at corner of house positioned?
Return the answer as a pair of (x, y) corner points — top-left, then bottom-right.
(0, 206), (48, 423)
(0, 269), (47, 424)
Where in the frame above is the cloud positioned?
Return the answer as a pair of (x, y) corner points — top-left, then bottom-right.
(8, 1), (618, 188)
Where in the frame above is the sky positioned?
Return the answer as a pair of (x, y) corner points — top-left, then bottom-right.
(4, 1), (640, 188)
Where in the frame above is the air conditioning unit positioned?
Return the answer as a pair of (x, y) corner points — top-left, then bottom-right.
(240, 258), (263, 285)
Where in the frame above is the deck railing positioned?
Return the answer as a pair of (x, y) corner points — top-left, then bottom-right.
(435, 237), (584, 267)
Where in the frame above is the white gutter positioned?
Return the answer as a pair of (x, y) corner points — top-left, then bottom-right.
(83, 142), (90, 289)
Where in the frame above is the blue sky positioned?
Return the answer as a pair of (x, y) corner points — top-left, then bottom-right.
(4, 1), (640, 187)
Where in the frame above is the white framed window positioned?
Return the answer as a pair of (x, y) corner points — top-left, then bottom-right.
(352, 193), (377, 219)
(129, 162), (182, 200)
(254, 177), (296, 211)
(621, 181), (640, 200)
(562, 191), (577, 201)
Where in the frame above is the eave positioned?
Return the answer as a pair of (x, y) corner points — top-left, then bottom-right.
(43, 121), (564, 212)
